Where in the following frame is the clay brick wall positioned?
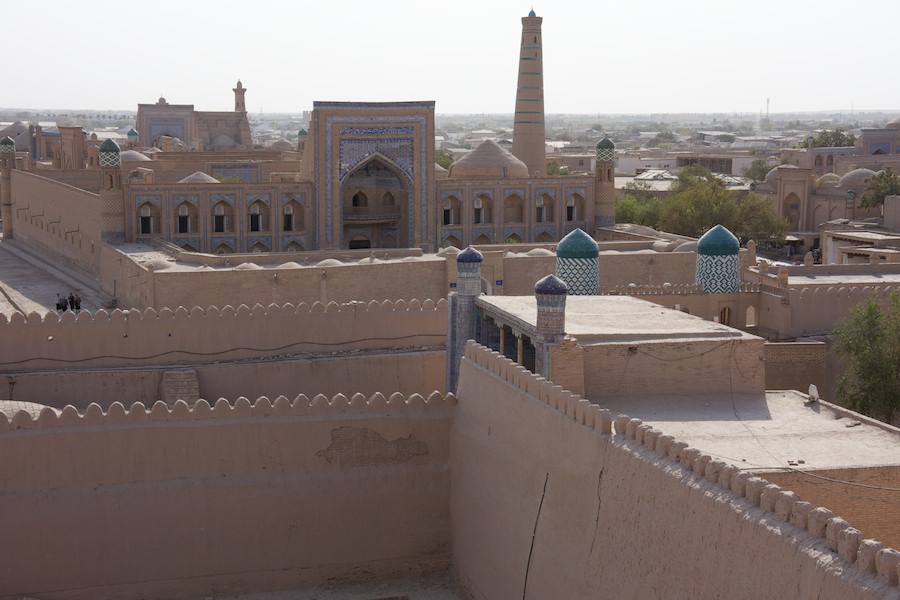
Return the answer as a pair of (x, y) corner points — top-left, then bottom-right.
(451, 342), (900, 599)
(764, 466), (900, 550)
(0, 300), (447, 371)
(2, 351), (445, 411)
(764, 341), (827, 393)
(582, 335), (766, 397)
(786, 286), (899, 338)
(142, 258), (449, 310)
(9, 170), (102, 278)
(0, 393), (454, 599)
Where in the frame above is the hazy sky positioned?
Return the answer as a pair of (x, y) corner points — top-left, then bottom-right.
(5, 0), (898, 115)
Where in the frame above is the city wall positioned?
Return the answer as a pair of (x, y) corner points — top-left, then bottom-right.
(0, 299), (446, 371)
(785, 285), (900, 337)
(451, 342), (900, 599)
(8, 170), (102, 278)
(2, 350), (444, 411)
(0, 392), (454, 600)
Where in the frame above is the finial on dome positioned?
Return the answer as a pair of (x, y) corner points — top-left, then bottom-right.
(528, 7), (537, 17)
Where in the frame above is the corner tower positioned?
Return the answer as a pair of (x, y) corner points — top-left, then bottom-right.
(594, 136), (616, 227)
(98, 139), (125, 243)
(0, 136), (17, 240)
(511, 9), (545, 177)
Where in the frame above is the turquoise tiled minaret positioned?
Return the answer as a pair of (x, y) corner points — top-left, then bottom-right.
(696, 224), (740, 293)
(556, 227), (599, 295)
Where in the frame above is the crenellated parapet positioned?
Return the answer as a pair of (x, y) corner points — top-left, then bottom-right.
(0, 390), (456, 432)
(600, 281), (788, 300)
(786, 284), (900, 337)
(0, 299), (447, 370)
(461, 339), (900, 591)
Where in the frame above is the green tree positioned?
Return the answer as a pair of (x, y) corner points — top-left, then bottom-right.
(615, 183), (661, 227)
(435, 148), (455, 169)
(743, 158), (773, 182)
(658, 170), (787, 240)
(833, 293), (900, 423)
(807, 128), (857, 148)
(859, 167), (900, 211)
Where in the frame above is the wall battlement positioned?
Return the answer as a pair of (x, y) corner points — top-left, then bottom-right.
(601, 281), (788, 300)
(787, 284), (900, 337)
(0, 390), (455, 433)
(0, 299), (447, 370)
(458, 340), (900, 594)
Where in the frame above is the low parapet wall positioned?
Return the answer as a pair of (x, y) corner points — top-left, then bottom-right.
(0, 392), (455, 599)
(787, 285), (899, 337)
(0, 299), (446, 371)
(451, 341), (900, 599)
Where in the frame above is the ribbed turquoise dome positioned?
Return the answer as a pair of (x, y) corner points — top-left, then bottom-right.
(127, 128), (138, 138)
(457, 246), (484, 264)
(556, 228), (599, 259)
(596, 137), (615, 150)
(535, 274), (567, 295)
(99, 138), (121, 152)
(697, 225), (739, 256)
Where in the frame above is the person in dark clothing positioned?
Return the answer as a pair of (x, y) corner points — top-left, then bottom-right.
(68, 293), (75, 311)
(74, 294), (82, 312)
(56, 293), (66, 313)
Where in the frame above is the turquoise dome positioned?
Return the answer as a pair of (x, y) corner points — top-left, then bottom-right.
(99, 138), (120, 153)
(556, 228), (599, 259)
(596, 137), (615, 150)
(127, 128), (138, 138)
(535, 274), (568, 295)
(457, 246), (484, 264)
(0, 136), (15, 152)
(697, 225), (739, 256)
(528, 9), (536, 17)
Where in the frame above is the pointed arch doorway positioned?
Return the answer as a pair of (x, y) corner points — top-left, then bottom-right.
(340, 155), (409, 249)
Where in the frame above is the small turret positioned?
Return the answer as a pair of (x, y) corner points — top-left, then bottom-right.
(696, 224), (741, 293)
(555, 228), (599, 295)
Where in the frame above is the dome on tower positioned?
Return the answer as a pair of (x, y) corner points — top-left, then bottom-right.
(127, 128), (139, 139)
(528, 9), (537, 17)
(534, 274), (568, 295)
(448, 140), (529, 179)
(99, 138), (120, 153)
(0, 136), (15, 153)
(596, 137), (615, 150)
(697, 225), (739, 256)
(556, 228), (599, 259)
(457, 246), (484, 264)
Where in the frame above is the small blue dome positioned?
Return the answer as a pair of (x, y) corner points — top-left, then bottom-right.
(457, 246), (484, 264)
(528, 8), (537, 17)
(596, 137), (615, 150)
(0, 136), (15, 152)
(697, 225), (739, 256)
(127, 128), (138, 138)
(556, 228), (599, 259)
(535, 274), (568, 295)
(99, 138), (121, 153)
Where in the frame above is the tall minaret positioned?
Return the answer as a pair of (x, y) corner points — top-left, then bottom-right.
(98, 139), (125, 243)
(511, 9), (546, 177)
(233, 80), (247, 113)
(0, 136), (17, 240)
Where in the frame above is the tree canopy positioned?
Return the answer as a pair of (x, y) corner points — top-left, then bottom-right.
(615, 168), (788, 241)
(743, 158), (774, 182)
(658, 168), (788, 240)
(435, 148), (455, 170)
(806, 128), (857, 148)
(859, 167), (900, 210)
(833, 293), (900, 424)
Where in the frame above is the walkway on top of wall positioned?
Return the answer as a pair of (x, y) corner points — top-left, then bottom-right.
(0, 238), (108, 317)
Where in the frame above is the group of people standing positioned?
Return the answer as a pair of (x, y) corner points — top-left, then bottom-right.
(55, 292), (82, 313)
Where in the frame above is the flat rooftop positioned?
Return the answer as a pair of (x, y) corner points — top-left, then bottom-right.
(788, 273), (900, 286)
(595, 391), (900, 471)
(477, 295), (751, 343)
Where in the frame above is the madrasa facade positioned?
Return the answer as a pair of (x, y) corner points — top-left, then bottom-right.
(2, 10), (615, 255)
